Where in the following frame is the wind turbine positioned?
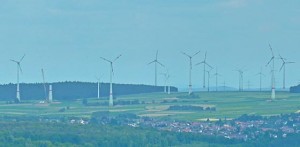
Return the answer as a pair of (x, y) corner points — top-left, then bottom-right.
(181, 50), (201, 95)
(161, 73), (168, 93)
(196, 51), (213, 88)
(247, 80), (252, 91)
(167, 75), (171, 95)
(10, 54), (25, 103)
(235, 69), (245, 92)
(256, 68), (265, 92)
(100, 54), (122, 107)
(214, 68), (221, 92)
(41, 68), (47, 101)
(266, 44), (276, 100)
(41, 69), (53, 103)
(161, 68), (170, 93)
(95, 76), (101, 99)
(206, 67), (213, 92)
(279, 55), (295, 89)
(222, 81), (226, 91)
(48, 85), (53, 102)
(148, 51), (164, 86)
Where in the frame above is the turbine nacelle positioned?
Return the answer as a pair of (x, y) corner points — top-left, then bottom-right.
(100, 54), (122, 75)
(278, 55), (295, 71)
(10, 54), (25, 73)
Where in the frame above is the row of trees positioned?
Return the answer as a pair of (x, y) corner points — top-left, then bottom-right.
(168, 105), (216, 111)
(0, 120), (242, 146)
(290, 85), (300, 93)
(0, 81), (178, 100)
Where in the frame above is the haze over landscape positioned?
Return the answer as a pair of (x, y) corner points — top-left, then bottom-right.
(2, 1), (300, 146)
(0, 0), (299, 90)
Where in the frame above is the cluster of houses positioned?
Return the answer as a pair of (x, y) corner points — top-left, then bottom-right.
(126, 113), (300, 141)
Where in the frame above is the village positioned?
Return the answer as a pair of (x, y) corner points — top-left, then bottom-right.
(140, 113), (300, 141)
(73, 112), (300, 142)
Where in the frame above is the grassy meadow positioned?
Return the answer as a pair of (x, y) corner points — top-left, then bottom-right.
(0, 91), (300, 121)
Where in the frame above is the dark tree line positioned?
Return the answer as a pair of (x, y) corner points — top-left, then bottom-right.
(290, 84), (300, 93)
(0, 81), (178, 101)
(168, 105), (216, 111)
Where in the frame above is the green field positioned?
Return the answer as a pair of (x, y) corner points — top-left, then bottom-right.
(1, 91), (300, 121)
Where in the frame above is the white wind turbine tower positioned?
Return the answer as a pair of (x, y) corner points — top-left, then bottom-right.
(196, 51), (213, 89)
(48, 85), (53, 102)
(247, 80), (252, 91)
(148, 51), (164, 86)
(222, 81), (226, 91)
(41, 69), (52, 103)
(161, 68), (170, 93)
(161, 73), (167, 93)
(167, 75), (171, 95)
(10, 54), (25, 103)
(279, 55), (295, 90)
(235, 69), (245, 92)
(266, 44), (276, 100)
(256, 68), (265, 92)
(165, 68), (171, 94)
(181, 51), (201, 95)
(41, 68), (47, 101)
(100, 54), (122, 107)
(206, 68), (213, 92)
(214, 68), (221, 91)
(95, 76), (101, 99)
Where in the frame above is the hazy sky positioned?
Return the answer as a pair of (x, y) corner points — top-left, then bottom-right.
(0, 0), (299, 90)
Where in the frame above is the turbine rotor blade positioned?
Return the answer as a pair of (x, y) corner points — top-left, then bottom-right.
(10, 59), (18, 63)
(148, 60), (156, 65)
(266, 57), (274, 66)
(100, 57), (112, 63)
(95, 76), (100, 81)
(279, 63), (284, 71)
(278, 54), (287, 62)
(206, 63), (213, 69)
(156, 50), (158, 60)
(19, 54), (26, 62)
(181, 52), (191, 58)
(286, 62), (295, 64)
(113, 54), (122, 62)
(157, 61), (164, 67)
(192, 50), (201, 57)
(18, 64), (23, 73)
(279, 54), (283, 60)
(111, 64), (114, 76)
(204, 51), (207, 61)
(195, 61), (204, 66)
(269, 44), (274, 57)
(214, 73), (221, 77)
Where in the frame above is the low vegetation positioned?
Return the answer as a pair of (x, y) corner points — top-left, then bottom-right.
(0, 91), (300, 146)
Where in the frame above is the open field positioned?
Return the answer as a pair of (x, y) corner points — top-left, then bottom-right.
(0, 91), (300, 121)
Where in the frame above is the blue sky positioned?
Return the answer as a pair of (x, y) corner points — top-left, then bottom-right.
(0, 0), (299, 90)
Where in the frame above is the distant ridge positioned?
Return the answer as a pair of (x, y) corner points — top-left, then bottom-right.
(0, 81), (178, 101)
(178, 86), (290, 92)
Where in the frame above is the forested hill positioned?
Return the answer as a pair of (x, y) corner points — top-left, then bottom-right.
(0, 82), (178, 101)
(290, 85), (300, 93)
